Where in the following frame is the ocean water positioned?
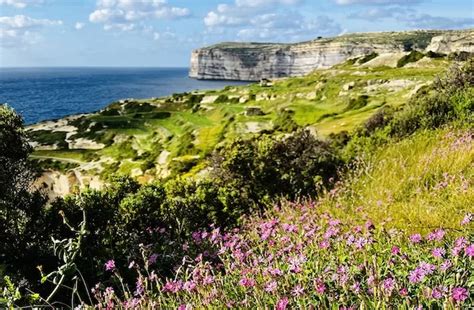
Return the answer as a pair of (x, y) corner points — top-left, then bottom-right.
(0, 67), (248, 124)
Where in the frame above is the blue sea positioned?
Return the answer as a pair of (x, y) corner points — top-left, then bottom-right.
(0, 67), (248, 124)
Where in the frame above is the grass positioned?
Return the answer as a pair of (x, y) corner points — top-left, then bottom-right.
(90, 125), (474, 309)
(322, 127), (474, 232)
(28, 55), (451, 178)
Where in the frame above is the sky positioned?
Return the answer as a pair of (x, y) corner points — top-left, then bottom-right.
(0, 0), (473, 67)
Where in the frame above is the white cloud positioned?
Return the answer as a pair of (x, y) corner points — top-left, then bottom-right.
(348, 6), (474, 29)
(75, 22), (85, 30)
(204, 0), (340, 42)
(0, 0), (43, 8)
(89, 0), (191, 31)
(399, 14), (474, 29)
(0, 14), (62, 47)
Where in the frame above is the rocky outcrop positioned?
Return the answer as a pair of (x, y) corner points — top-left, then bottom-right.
(190, 29), (474, 81)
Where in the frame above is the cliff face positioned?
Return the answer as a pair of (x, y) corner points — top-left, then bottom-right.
(189, 29), (474, 81)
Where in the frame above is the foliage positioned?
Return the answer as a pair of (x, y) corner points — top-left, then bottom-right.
(91, 200), (474, 309)
(397, 51), (425, 67)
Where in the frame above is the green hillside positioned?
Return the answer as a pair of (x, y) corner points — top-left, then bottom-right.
(27, 52), (454, 185)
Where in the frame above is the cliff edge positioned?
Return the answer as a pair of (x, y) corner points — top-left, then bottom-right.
(189, 29), (474, 81)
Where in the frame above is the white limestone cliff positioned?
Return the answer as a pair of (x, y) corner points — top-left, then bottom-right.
(189, 29), (473, 81)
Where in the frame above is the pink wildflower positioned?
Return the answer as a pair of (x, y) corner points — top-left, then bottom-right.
(452, 287), (468, 303)
(431, 247), (445, 259)
(391, 246), (400, 255)
(465, 244), (474, 257)
(439, 260), (452, 272)
(461, 213), (472, 225)
(427, 229), (445, 242)
(104, 260), (115, 271)
(319, 240), (330, 249)
(148, 253), (158, 265)
(399, 287), (408, 296)
(410, 234), (422, 244)
(239, 277), (255, 288)
(276, 297), (289, 310)
(314, 279), (326, 294)
(264, 280), (277, 293)
(291, 284), (304, 297)
(383, 278), (396, 295)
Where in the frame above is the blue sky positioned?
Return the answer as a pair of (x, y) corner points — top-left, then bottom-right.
(0, 0), (473, 67)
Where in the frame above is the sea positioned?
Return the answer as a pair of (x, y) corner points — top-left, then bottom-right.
(0, 67), (249, 124)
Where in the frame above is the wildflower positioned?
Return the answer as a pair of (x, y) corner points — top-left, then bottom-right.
(452, 287), (468, 303)
(465, 244), (474, 257)
(431, 287), (443, 299)
(177, 305), (189, 310)
(314, 279), (326, 294)
(351, 281), (361, 294)
(104, 260), (115, 271)
(291, 284), (304, 297)
(148, 253), (158, 265)
(410, 234), (422, 244)
(319, 240), (330, 249)
(203, 275), (214, 285)
(409, 268), (425, 284)
(134, 277), (145, 296)
(431, 247), (445, 259)
(183, 281), (196, 292)
(238, 277), (255, 288)
(439, 260), (452, 272)
(264, 280), (277, 293)
(419, 262), (436, 274)
(427, 229), (445, 242)
(128, 261), (135, 269)
(399, 287), (408, 296)
(182, 242), (189, 251)
(383, 278), (396, 296)
(276, 297), (289, 310)
(269, 268), (283, 277)
(391, 246), (400, 255)
(461, 213), (472, 225)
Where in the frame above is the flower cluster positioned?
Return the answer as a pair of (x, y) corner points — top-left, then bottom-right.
(93, 200), (473, 309)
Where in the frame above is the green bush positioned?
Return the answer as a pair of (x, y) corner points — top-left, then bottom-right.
(397, 51), (425, 67)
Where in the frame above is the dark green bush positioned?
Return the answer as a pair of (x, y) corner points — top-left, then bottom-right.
(358, 52), (378, 64)
(397, 51), (425, 67)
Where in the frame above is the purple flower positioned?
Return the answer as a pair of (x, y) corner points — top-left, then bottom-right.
(409, 268), (425, 284)
(431, 286), (447, 299)
(399, 287), (408, 296)
(427, 229), (445, 242)
(439, 260), (452, 272)
(431, 247), (445, 259)
(148, 253), (158, 265)
(410, 234), (422, 244)
(461, 213), (472, 225)
(452, 287), (468, 303)
(264, 280), (277, 293)
(465, 244), (474, 257)
(391, 246), (400, 255)
(291, 284), (304, 297)
(383, 278), (396, 295)
(276, 297), (289, 310)
(314, 279), (326, 294)
(238, 277), (255, 288)
(104, 260), (115, 271)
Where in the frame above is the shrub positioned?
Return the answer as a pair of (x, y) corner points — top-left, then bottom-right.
(397, 51), (425, 67)
(357, 52), (378, 64)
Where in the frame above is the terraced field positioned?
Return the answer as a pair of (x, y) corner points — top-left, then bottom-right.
(27, 53), (454, 193)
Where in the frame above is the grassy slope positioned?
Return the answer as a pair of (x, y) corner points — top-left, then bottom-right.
(323, 127), (473, 232)
(27, 56), (451, 182)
